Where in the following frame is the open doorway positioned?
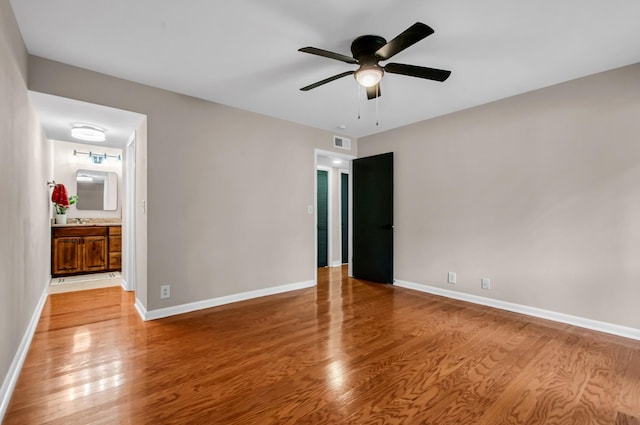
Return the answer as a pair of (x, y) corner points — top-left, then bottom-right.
(29, 91), (146, 295)
(315, 149), (356, 280)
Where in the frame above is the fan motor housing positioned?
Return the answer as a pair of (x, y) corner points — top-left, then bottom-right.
(351, 35), (386, 65)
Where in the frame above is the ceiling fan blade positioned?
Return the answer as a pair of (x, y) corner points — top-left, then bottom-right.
(385, 63), (451, 82)
(298, 47), (358, 64)
(375, 22), (434, 60)
(366, 84), (381, 100)
(300, 71), (355, 91)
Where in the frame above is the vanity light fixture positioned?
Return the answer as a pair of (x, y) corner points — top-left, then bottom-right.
(73, 149), (121, 164)
(71, 124), (106, 142)
(91, 154), (107, 164)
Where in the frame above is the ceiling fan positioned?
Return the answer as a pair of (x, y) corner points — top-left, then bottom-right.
(298, 22), (451, 100)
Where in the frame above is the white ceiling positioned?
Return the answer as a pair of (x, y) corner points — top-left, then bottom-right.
(29, 91), (145, 148)
(11, 0), (640, 139)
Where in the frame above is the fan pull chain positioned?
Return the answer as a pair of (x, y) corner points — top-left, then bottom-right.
(375, 84), (379, 126)
(357, 84), (361, 120)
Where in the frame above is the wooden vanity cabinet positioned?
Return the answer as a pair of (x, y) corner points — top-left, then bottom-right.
(51, 225), (122, 277)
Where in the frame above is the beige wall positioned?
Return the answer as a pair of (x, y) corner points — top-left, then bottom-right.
(0, 0), (52, 412)
(28, 56), (357, 311)
(359, 63), (640, 329)
(51, 140), (123, 220)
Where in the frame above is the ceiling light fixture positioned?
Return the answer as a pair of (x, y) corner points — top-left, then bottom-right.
(354, 65), (383, 88)
(71, 124), (106, 142)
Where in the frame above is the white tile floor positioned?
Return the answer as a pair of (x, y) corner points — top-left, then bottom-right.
(48, 272), (122, 294)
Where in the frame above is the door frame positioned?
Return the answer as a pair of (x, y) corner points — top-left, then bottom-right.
(316, 165), (331, 268)
(123, 133), (136, 291)
(314, 149), (356, 283)
(339, 168), (349, 265)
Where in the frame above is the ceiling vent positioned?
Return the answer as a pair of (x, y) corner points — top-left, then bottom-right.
(333, 136), (351, 150)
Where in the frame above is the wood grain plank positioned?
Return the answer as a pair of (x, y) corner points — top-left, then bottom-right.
(618, 350), (640, 418)
(616, 411), (640, 425)
(575, 338), (631, 425)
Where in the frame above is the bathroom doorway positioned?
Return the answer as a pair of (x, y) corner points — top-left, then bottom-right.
(29, 91), (146, 295)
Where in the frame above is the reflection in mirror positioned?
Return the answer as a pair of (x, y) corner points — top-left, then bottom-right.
(76, 169), (118, 211)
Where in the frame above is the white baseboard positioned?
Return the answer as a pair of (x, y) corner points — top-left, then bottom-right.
(136, 280), (316, 321)
(0, 280), (49, 421)
(134, 298), (146, 321)
(395, 280), (640, 341)
(330, 261), (345, 268)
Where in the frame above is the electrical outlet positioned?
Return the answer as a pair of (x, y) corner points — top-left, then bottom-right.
(160, 284), (171, 299)
(481, 278), (490, 290)
(448, 272), (456, 284)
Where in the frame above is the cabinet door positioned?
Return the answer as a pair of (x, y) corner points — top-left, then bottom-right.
(83, 236), (107, 272)
(52, 237), (83, 275)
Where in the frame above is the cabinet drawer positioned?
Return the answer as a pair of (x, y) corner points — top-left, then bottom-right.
(109, 252), (122, 270)
(109, 226), (122, 235)
(109, 235), (122, 252)
(53, 226), (107, 238)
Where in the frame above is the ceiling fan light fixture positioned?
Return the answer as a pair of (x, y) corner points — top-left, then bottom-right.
(354, 66), (383, 88)
(71, 124), (106, 142)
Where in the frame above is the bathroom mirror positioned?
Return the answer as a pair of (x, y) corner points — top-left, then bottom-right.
(75, 170), (118, 211)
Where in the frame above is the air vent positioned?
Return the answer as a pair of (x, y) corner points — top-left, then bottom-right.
(333, 136), (351, 150)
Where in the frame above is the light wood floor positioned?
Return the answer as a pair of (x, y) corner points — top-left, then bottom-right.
(5, 266), (640, 424)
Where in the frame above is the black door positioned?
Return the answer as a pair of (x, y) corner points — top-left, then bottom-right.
(352, 152), (393, 283)
(341, 172), (349, 264)
(317, 169), (328, 267)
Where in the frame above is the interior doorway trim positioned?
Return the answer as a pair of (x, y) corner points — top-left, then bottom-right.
(339, 168), (349, 266)
(123, 133), (136, 291)
(316, 165), (331, 269)
(314, 149), (356, 284)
